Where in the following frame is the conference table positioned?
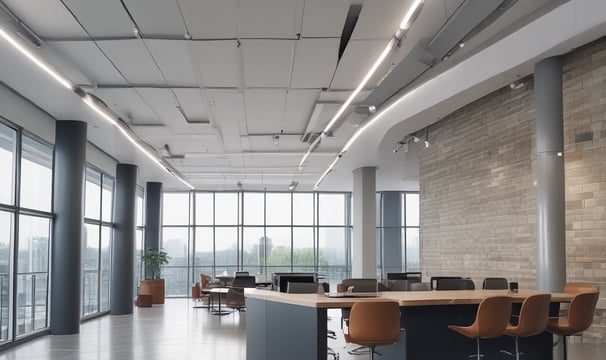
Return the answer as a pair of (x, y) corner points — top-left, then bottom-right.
(244, 289), (574, 360)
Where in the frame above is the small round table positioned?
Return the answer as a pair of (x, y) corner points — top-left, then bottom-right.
(208, 288), (231, 315)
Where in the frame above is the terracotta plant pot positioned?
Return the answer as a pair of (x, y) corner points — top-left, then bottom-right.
(139, 279), (166, 304)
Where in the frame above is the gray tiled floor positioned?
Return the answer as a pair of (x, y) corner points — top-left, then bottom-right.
(0, 299), (602, 359)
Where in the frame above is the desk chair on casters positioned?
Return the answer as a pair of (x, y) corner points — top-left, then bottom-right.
(448, 296), (512, 360)
(345, 300), (402, 360)
(502, 293), (551, 360)
(546, 291), (599, 360)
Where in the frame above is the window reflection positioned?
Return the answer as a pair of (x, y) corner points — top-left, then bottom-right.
(19, 136), (52, 212)
(0, 123), (16, 205)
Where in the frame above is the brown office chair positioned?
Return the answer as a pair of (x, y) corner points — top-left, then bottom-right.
(225, 288), (246, 312)
(546, 291), (599, 360)
(345, 300), (401, 360)
(503, 293), (551, 360)
(448, 296), (512, 360)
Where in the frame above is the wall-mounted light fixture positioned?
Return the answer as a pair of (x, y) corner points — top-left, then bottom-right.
(288, 181), (298, 191)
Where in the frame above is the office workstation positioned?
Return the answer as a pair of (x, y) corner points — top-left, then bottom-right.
(0, 1), (605, 359)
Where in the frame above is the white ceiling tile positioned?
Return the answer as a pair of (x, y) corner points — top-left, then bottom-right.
(351, 0), (410, 40)
(48, 41), (127, 85)
(145, 40), (197, 86)
(179, 0), (238, 39)
(96, 40), (165, 85)
(123, 0), (186, 37)
(283, 90), (320, 133)
(173, 89), (211, 126)
(188, 41), (240, 88)
(301, 0), (351, 38)
(131, 125), (175, 142)
(135, 88), (191, 134)
(245, 89), (287, 134)
(206, 90), (245, 126)
(218, 122), (242, 153)
(166, 135), (223, 154)
(92, 88), (160, 124)
(62, 0), (135, 38)
(242, 40), (293, 88)
(238, 0), (301, 39)
(3, 0), (87, 38)
(291, 38), (339, 89)
(330, 40), (389, 90)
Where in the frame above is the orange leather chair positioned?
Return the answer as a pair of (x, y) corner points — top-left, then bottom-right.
(503, 293), (551, 360)
(547, 291), (599, 360)
(345, 300), (401, 360)
(564, 282), (600, 294)
(448, 296), (512, 360)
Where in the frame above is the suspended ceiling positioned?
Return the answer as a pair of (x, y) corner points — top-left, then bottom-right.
(0, 0), (604, 191)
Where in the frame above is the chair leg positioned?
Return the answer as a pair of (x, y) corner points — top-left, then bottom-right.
(514, 337), (520, 360)
(562, 335), (568, 360)
(369, 346), (375, 360)
(476, 338), (481, 360)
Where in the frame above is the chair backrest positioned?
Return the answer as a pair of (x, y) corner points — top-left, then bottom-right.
(389, 280), (412, 291)
(287, 282), (321, 294)
(482, 277), (508, 290)
(410, 282), (431, 291)
(231, 275), (256, 288)
(564, 282), (600, 294)
(568, 292), (599, 333)
(476, 296), (512, 338)
(348, 300), (401, 344)
(430, 276), (463, 290)
(436, 278), (475, 290)
(226, 288), (245, 307)
(200, 274), (212, 288)
(514, 293), (551, 337)
(341, 278), (378, 293)
(235, 271), (250, 277)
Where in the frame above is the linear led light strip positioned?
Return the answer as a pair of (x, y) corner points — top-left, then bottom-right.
(82, 96), (194, 189)
(299, 0), (425, 170)
(0, 26), (194, 189)
(313, 0), (425, 189)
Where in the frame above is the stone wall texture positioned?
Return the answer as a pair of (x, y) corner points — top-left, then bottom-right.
(419, 37), (606, 342)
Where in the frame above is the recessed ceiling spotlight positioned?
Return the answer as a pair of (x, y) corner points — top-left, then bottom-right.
(368, 105), (377, 114)
(509, 81), (525, 90)
(459, 42), (465, 48)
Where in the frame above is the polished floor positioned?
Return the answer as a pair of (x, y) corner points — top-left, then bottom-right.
(0, 299), (603, 360)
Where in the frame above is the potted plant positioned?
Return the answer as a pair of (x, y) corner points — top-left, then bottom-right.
(139, 248), (170, 304)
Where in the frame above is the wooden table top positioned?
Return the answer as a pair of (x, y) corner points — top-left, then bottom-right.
(244, 289), (574, 309)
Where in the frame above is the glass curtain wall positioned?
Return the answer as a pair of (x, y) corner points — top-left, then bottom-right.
(375, 192), (420, 277)
(134, 188), (144, 296)
(82, 167), (114, 317)
(162, 191), (352, 295)
(0, 120), (53, 343)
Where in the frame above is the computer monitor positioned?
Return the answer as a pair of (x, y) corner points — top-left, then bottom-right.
(275, 273), (316, 293)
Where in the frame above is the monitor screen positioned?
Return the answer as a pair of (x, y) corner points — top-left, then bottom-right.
(277, 274), (316, 293)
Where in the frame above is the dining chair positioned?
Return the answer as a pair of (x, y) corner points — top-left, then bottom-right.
(448, 296), (512, 360)
(546, 291), (599, 360)
(502, 293), (551, 360)
(345, 300), (402, 360)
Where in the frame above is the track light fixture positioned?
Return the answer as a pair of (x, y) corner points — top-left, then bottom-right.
(393, 127), (430, 154)
(288, 181), (298, 191)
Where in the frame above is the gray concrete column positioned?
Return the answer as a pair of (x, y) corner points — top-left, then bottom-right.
(352, 167), (376, 278)
(535, 56), (566, 293)
(381, 192), (402, 276)
(50, 120), (87, 334)
(111, 164), (138, 315)
(143, 182), (163, 279)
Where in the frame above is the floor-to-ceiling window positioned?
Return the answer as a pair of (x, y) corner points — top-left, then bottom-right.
(0, 120), (53, 342)
(162, 191), (352, 295)
(82, 167), (114, 317)
(375, 191), (420, 277)
(134, 187), (144, 296)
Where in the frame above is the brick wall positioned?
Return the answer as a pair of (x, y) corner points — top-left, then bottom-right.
(419, 37), (606, 342)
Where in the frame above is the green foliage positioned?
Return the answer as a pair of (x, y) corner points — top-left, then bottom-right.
(141, 248), (170, 279)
